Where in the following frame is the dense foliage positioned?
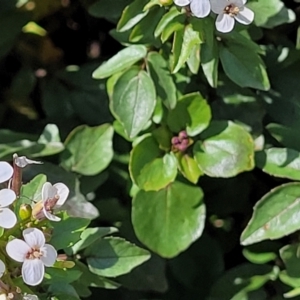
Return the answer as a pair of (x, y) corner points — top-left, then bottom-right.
(1, 0), (300, 299)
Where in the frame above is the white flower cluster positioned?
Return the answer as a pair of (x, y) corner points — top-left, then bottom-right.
(174, 0), (254, 33)
(0, 157), (70, 298)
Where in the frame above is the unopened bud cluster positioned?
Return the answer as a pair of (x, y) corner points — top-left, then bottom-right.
(171, 131), (191, 152)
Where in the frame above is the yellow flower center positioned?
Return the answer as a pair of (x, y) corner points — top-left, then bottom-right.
(26, 248), (43, 260)
(224, 4), (240, 17)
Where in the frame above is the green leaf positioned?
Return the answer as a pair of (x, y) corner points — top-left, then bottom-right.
(61, 124), (114, 176)
(51, 212), (90, 250)
(130, 135), (177, 191)
(280, 244), (300, 278)
(201, 17), (219, 87)
(279, 270), (300, 289)
(0, 129), (36, 144)
(147, 52), (177, 109)
(74, 261), (120, 290)
(219, 35), (270, 91)
(35, 124), (64, 157)
(45, 268), (82, 284)
(0, 124), (64, 160)
(20, 174), (47, 203)
(111, 68), (156, 139)
(130, 135), (161, 177)
(256, 148), (300, 181)
(48, 282), (79, 300)
(88, 0), (131, 23)
(129, 6), (164, 46)
(248, 0), (295, 28)
(167, 92), (211, 136)
(266, 123), (300, 152)
(92, 45), (147, 79)
(284, 287), (300, 298)
(132, 181), (205, 258)
(161, 14), (185, 43)
(243, 246), (277, 265)
(152, 125), (172, 151)
(241, 183), (300, 246)
(154, 6), (181, 38)
(172, 24), (202, 73)
(186, 43), (200, 75)
(176, 153), (203, 184)
(209, 263), (279, 299)
(137, 153), (177, 191)
(71, 227), (119, 254)
(193, 121), (255, 178)
(117, 0), (149, 32)
(86, 237), (150, 277)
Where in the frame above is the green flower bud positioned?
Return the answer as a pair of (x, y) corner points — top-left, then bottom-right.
(19, 204), (32, 221)
(159, 0), (173, 6)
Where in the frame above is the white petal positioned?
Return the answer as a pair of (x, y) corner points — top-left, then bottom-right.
(0, 189), (16, 207)
(232, 0), (244, 7)
(235, 6), (254, 25)
(43, 209), (61, 222)
(241, 0), (247, 4)
(53, 183), (69, 207)
(42, 182), (57, 202)
(210, 0), (227, 14)
(22, 259), (44, 286)
(14, 155), (42, 168)
(23, 228), (45, 248)
(0, 208), (17, 229)
(215, 13), (235, 33)
(190, 0), (211, 18)
(40, 244), (57, 266)
(174, 0), (190, 6)
(6, 239), (30, 262)
(0, 162), (13, 184)
(0, 259), (5, 277)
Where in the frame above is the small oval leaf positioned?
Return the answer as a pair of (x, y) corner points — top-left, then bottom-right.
(111, 68), (156, 139)
(256, 148), (300, 181)
(194, 121), (254, 178)
(132, 181), (206, 258)
(61, 124), (114, 176)
(241, 183), (300, 246)
(92, 45), (147, 79)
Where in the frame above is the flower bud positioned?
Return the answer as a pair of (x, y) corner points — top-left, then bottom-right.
(178, 130), (188, 140)
(19, 204), (32, 221)
(159, 0), (173, 6)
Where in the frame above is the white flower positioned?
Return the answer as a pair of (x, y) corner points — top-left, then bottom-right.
(210, 0), (254, 33)
(41, 182), (69, 222)
(174, 0), (211, 18)
(0, 189), (17, 229)
(0, 162), (13, 184)
(6, 228), (57, 286)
